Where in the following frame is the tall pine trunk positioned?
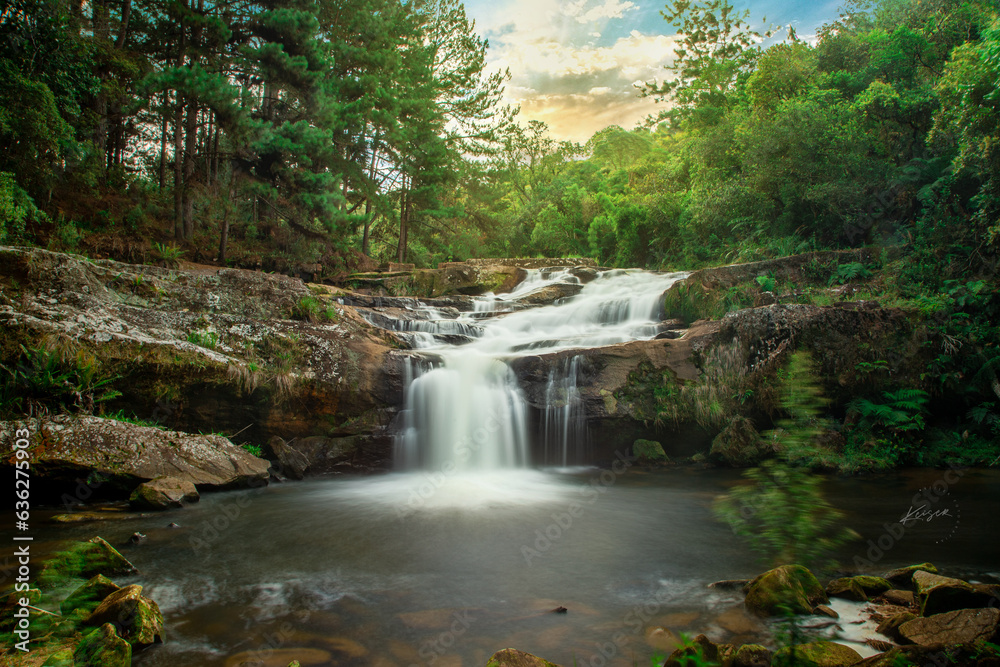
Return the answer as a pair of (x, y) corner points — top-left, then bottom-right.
(173, 102), (184, 241)
(182, 100), (198, 240)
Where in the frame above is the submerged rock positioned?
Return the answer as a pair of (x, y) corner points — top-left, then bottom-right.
(223, 648), (333, 667)
(129, 476), (200, 510)
(744, 565), (829, 617)
(772, 641), (862, 667)
(486, 648), (561, 667)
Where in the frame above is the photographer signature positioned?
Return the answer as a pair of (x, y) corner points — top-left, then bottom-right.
(899, 505), (953, 526)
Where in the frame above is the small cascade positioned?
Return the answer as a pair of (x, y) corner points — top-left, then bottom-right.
(541, 355), (589, 467)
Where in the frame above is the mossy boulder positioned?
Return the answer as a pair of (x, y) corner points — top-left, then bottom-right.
(60, 574), (121, 616)
(744, 565), (829, 617)
(882, 563), (937, 588)
(826, 577), (867, 601)
(733, 644), (772, 667)
(632, 439), (668, 464)
(85, 584), (164, 646)
(772, 642), (862, 667)
(0, 587), (42, 633)
(129, 476), (200, 510)
(38, 537), (136, 586)
(74, 623), (131, 667)
(40, 648), (75, 666)
(663, 635), (719, 667)
(912, 570), (987, 616)
(485, 648), (560, 667)
(709, 417), (764, 467)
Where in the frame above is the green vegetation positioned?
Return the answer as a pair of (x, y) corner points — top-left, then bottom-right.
(0, 343), (121, 417)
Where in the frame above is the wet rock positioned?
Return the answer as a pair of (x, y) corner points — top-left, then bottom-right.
(268, 434), (369, 478)
(715, 606), (765, 635)
(876, 589), (916, 607)
(813, 605), (839, 619)
(876, 612), (917, 643)
(510, 283), (584, 306)
(664, 634), (719, 667)
(49, 512), (136, 523)
(632, 439), (668, 464)
(0, 588), (42, 632)
(826, 578), (869, 601)
(850, 575), (893, 597)
(129, 476), (200, 510)
(744, 565), (828, 617)
(39, 537), (137, 585)
(60, 574), (121, 615)
(40, 648), (75, 666)
(129, 532), (147, 544)
(733, 644), (772, 667)
(74, 623), (132, 667)
(645, 625), (681, 651)
(882, 563), (937, 588)
(3, 415), (269, 492)
(568, 267), (599, 283)
(486, 648), (561, 667)
(709, 416), (764, 467)
(710, 579), (750, 590)
(223, 648), (333, 667)
(900, 607), (1000, 648)
(85, 584), (164, 646)
(913, 570), (984, 616)
(771, 641), (862, 667)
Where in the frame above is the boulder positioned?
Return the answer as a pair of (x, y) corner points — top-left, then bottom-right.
(709, 417), (764, 467)
(732, 644), (772, 667)
(850, 575), (893, 597)
(568, 267), (600, 283)
(876, 612), (917, 643)
(510, 283), (584, 306)
(772, 642), (862, 667)
(85, 584), (164, 646)
(39, 537), (137, 586)
(40, 648), (75, 666)
(60, 574), (121, 615)
(2, 415), (270, 491)
(882, 563), (937, 588)
(912, 570), (986, 616)
(899, 608), (1000, 648)
(664, 634), (719, 667)
(876, 589), (916, 607)
(74, 623), (132, 667)
(813, 605), (839, 619)
(486, 648), (561, 667)
(129, 476), (200, 510)
(825, 578), (867, 601)
(744, 565), (829, 617)
(267, 435), (365, 478)
(632, 439), (668, 464)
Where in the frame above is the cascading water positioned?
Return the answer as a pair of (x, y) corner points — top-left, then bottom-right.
(387, 268), (688, 472)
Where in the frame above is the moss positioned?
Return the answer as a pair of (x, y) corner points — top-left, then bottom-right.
(60, 575), (120, 616)
(38, 538), (136, 588)
(772, 642), (862, 667)
(744, 564), (828, 617)
(633, 439), (668, 463)
(74, 623), (131, 667)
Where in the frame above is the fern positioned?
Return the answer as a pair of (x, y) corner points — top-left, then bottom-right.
(850, 389), (929, 432)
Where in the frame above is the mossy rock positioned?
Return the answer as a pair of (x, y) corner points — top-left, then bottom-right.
(486, 648), (560, 667)
(882, 563), (937, 588)
(664, 634), (719, 667)
(826, 577), (868, 601)
(733, 644), (772, 667)
(38, 538), (136, 587)
(0, 587), (42, 632)
(709, 416), (763, 467)
(85, 584), (164, 646)
(633, 439), (668, 464)
(772, 642), (862, 667)
(74, 623), (131, 667)
(850, 575), (893, 597)
(745, 565), (828, 617)
(60, 574), (121, 616)
(41, 648), (75, 666)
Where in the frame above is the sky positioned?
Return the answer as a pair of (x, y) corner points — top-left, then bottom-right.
(462, 0), (845, 142)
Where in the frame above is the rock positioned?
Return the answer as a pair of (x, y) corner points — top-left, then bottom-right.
(129, 476), (200, 510)
(881, 563), (937, 588)
(510, 283), (584, 306)
(899, 608), (1000, 648)
(60, 574), (121, 615)
(568, 267), (599, 283)
(633, 439), (668, 464)
(0, 588), (42, 632)
(39, 537), (137, 585)
(664, 634), (719, 667)
(645, 626), (681, 651)
(129, 532), (147, 544)
(824, 579), (863, 604)
(813, 605), (839, 619)
(74, 623), (132, 667)
(710, 579), (750, 590)
(912, 570), (985, 616)
(876, 589), (915, 607)
(714, 606), (764, 635)
(85, 584), (164, 646)
(772, 642), (862, 667)
(733, 644), (772, 667)
(876, 612), (917, 642)
(3, 415), (270, 492)
(49, 512), (136, 523)
(268, 435), (364, 478)
(709, 417), (764, 467)
(223, 648), (333, 667)
(744, 565), (829, 617)
(849, 575), (893, 597)
(40, 648), (75, 666)
(486, 648), (561, 667)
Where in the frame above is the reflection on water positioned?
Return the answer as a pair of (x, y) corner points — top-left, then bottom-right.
(4, 468), (998, 666)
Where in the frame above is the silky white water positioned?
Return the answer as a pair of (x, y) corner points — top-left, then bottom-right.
(393, 268), (688, 472)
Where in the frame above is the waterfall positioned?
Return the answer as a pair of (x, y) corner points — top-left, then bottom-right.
(384, 268), (687, 472)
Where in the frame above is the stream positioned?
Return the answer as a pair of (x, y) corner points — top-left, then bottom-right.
(5, 268), (999, 666)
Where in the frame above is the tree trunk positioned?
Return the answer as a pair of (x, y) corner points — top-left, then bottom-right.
(396, 177), (409, 263)
(92, 0), (110, 168)
(219, 176), (233, 262)
(115, 0), (131, 48)
(158, 92), (169, 189)
(173, 102), (184, 241)
(183, 100), (198, 240)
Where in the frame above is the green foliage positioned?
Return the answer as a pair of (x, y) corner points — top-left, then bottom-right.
(152, 243), (185, 268)
(240, 442), (263, 457)
(186, 331), (219, 349)
(849, 388), (930, 433)
(830, 262), (873, 284)
(0, 344), (120, 417)
(714, 351), (858, 569)
(291, 296), (338, 322)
